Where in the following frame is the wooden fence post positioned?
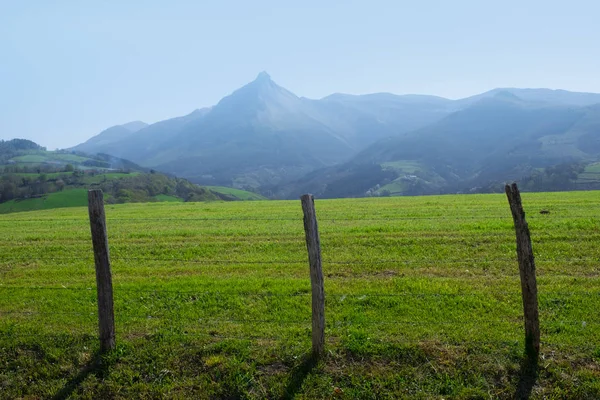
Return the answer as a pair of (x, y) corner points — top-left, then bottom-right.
(505, 183), (540, 361)
(88, 189), (116, 352)
(300, 194), (325, 358)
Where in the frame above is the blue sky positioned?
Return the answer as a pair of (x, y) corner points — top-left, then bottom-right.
(1, 0), (599, 149)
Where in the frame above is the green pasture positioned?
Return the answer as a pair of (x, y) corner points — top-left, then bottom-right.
(207, 186), (267, 200)
(0, 189), (88, 214)
(0, 192), (599, 398)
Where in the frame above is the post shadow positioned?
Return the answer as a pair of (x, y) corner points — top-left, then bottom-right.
(515, 354), (538, 400)
(280, 353), (319, 400)
(51, 350), (114, 400)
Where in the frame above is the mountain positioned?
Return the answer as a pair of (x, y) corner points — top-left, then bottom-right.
(276, 93), (600, 198)
(121, 121), (149, 132)
(96, 108), (211, 165)
(72, 73), (457, 188)
(73, 74), (600, 196)
(457, 88), (600, 107)
(72, 120), (148, 154)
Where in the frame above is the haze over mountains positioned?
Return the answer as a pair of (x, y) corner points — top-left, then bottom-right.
(73, 72), (600, 198)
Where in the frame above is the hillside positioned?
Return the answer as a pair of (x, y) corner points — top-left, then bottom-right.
(457, 88), (600, 107)
(72, 120), (148, 155)
(0, 139), (262, 213)
(1, 138), (147, 172)
(276, 94), (600, 198)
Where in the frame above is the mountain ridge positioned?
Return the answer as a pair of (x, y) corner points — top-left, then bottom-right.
(72, 73), (600, 196)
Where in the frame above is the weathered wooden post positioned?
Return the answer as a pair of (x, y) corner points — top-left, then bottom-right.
(88, 189), (116, 352)
(300, 194), (325, 358)
(505, 183), (540, 361)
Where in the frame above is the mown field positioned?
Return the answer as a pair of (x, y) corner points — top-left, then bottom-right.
(0, 189), (89, 214)
(0, 192), (599, 399)
(206, 186), (267, 201)
(577, 162), (600, 185)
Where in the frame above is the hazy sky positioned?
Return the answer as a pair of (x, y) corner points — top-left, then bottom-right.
(1, 0), (599, 149)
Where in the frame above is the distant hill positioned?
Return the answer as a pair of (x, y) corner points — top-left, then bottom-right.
(72, 74), (600, 197)
(0, 139), (46, 164)
(1, 138), (150, 172)
(71, 121), (148, 155)
(457, 88), (600, 108)
(0, 139), (262, 213)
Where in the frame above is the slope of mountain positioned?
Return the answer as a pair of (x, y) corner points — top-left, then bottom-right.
(297, 93), (452, 150)
(276, 93), (600, 198)
(121, 121), (149, 132)
(457, 88), (600, 107)
(72, 120), (148, 154)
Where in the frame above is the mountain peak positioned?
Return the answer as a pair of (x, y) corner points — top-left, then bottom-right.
(493, 90), (522, 101)
(255, 71), (271, 82)
(121, 121), (148, 133)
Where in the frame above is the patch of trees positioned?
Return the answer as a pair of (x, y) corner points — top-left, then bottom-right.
(0, 167), (224, 204)
(94, 153), (147, 172)
(82, 159), (111, 168)
(0, 166), (90, 202)
(321, 164), (397, 198)
(0, 139), (45, 164)
(98, 174), (219, 204)
(1, 164), (69, 174)
(0, 173), (53, 202)
(518, 163), (585, 192)
(471, 163), (587, 194)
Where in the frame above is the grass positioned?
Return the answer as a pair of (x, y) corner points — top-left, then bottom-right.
(207, 186), (267, 200)
(380, 160), (422, 174)
(0, 192), (599, 398)
(4, 172), (135, 182)
(8, 152), (95, 166)
(81, 172), (140, 184)
(8, 172), (66, 179)
(10, 154), (49, 163)
(0, 189), (88, 214)
(376, 179), (406, 195)
(51, 153), (92, 163)
(154, 194), (183, 202)
(577, 162), (600, 184)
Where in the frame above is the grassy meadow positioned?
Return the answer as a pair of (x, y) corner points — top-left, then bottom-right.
(0, 192), (599, 399)
(0, 189), (89, 214)
(206, 186), (268, 201)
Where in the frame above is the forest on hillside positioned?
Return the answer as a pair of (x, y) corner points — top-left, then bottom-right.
(0, 167), (219, 204)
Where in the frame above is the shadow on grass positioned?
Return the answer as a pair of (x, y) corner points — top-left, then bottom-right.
(51, 350), (115, 400)
(281, 353), (319, 400)
(515, 356), (538, 400)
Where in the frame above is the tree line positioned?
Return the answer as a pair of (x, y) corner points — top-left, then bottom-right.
(0, 168), (223, 204)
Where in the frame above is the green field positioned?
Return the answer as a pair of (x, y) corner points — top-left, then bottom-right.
(52, 153), (93, 163)
(1, 192), (599, 398)
(154, 194), (184, 202)
(207, 186), (267, 200)
(7, 172), (136, 182)
(10, 154), (50, 163)
(8, 152), (95, 165)
(9, 172), (66, 179)
(0, 189), (88, 213)
(577, 162), (600, 184)
(82, 172), (140, 184)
